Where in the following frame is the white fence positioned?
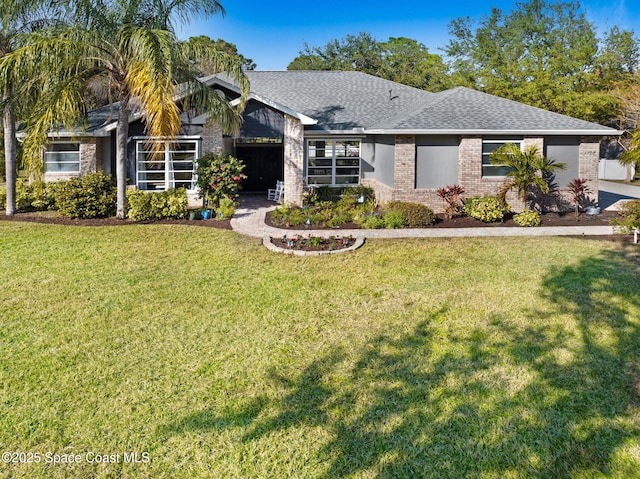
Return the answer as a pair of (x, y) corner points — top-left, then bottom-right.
(599, 159), (635, 180)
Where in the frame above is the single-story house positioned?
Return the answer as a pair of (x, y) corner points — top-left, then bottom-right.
(41, 70), (621, 211)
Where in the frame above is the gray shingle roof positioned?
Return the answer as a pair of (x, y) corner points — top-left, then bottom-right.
(216, 71), (617, 135)
(70, 70), (619, 137)
(383, 86), (615, 133)
(220, 71), (435, 131)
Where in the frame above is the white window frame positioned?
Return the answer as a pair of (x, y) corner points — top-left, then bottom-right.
(306, 139), (361, 186)
(135, 137), (200, 191)
(482, 139), (523, 177)
(44, 141), (80, 173)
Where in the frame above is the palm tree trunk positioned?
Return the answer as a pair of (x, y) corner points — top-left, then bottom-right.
(4, 96), (16, 216)
(115, 96), (129, 219)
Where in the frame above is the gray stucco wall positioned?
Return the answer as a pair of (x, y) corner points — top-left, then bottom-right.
(416, 136), (459, 189)
(362, 135), (395, 187)
(544, 136), (579, 188)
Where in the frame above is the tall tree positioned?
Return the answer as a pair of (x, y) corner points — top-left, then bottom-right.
(1, 0), (58, 215)
(288, 32), (450, 92)
(2, 0), (249, 219)
(186, 36), (255, 74)
(378, 37), (451, 91)
(445, 0), (623, 123)
(288, 32), (382, 74)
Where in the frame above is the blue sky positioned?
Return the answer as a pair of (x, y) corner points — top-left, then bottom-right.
(177, 0), (640, 70)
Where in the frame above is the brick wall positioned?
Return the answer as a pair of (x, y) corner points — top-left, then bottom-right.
(579, 137), (600, 205)
(283, 115), (304, 206)
(202, 120), (224, 154)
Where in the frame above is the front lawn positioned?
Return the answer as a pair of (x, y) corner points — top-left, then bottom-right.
(1, 222), (639, 478)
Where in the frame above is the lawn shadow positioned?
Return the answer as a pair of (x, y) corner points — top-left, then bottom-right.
(162, 246), (640, 477)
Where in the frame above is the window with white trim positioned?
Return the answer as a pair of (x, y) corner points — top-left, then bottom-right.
(482, 139), (522, 177)
(136, 140), (199, 191)
(45, 142), (80, 173)
(307, 140), (361, 186)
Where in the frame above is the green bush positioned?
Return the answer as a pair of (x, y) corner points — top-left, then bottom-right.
(465, 196), (510, 223)
(385, 201), (436, 227)
(54, 172), (117, 218)
(513, 209), (541, 227)
(196, 152), (246, 209)
(215, 197), (236, 219)
(383, 210), (404, 229)
(611, 199), (640, 234)
(356, 214), (385, 229)
(126, 188), (188, 221)
(1, 179), (62, 212)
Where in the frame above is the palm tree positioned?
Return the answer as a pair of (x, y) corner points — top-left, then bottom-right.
(2, 0), (249, 218)
(489, 143), (566, 210)
(619, 129), (640, 181)
(1, 0), (60, 215)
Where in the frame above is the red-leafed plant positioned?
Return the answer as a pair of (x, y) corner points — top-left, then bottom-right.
(436, 184), (465, 219)
(567, 178), (590, 217)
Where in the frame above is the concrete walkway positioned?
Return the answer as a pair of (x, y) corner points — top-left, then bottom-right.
(231, 195), (617, 239)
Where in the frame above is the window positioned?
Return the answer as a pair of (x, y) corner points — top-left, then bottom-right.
(482, 139), (522, 177)
(45, 142), (80, 173)
(136, 140), (199, 191)
(307, 140), (360, 186)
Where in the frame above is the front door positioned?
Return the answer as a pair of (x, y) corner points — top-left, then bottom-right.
(235, 145), (284, 192)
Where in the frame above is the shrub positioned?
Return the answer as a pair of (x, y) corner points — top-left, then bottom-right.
(196, 152), (246, 209)
(356, 214), (385, 229)
(611, 199), (640, 234)
(383, 210), (404, 229)
(513, 209), (541, 227)
(0, 180), (61, 212)
(567, 178), (591, 217)
(385, 201), (436, 227)
(55, 172), (117, 218)
(342, 185), (376, 203)
(465, 196), (510, 223)
(126, 188), (188, 220)
(436, 184), (465, 219)
(215, 197), (236, 219)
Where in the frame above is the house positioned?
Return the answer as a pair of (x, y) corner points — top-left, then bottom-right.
(42, 70), (621, 211)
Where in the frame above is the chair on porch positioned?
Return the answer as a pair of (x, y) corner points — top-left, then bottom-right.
(267, 180), (284, 203)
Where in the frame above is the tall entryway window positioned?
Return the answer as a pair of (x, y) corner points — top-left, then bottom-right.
(136, 139), (199, 191)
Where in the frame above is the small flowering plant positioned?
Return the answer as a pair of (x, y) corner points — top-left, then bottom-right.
(436, 184), (465, 219)
(196, 152), (247, 209)
(567, 178), (591, 217)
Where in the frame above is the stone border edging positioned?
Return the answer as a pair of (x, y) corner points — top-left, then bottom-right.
(263, 236), (366, 256)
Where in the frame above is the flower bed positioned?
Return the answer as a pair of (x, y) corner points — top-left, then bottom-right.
(270, 234), (356, 252)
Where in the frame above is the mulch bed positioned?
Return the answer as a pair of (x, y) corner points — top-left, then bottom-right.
(266, 210), (637, 244)
(270, 235), (356, 252)
(1, 210), (636, 244)
(0, 211), (233, 230)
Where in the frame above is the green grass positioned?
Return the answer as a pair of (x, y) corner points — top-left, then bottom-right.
(1, 222), (639, 478)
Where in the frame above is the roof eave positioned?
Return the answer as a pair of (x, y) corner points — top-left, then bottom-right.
(363, 128), (623, 136)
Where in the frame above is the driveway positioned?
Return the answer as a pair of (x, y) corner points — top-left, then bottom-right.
(599, 180), (640, 210)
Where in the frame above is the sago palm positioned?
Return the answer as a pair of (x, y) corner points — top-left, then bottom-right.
(489, 143), (566, 210)
(2, 0), (249, 218)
